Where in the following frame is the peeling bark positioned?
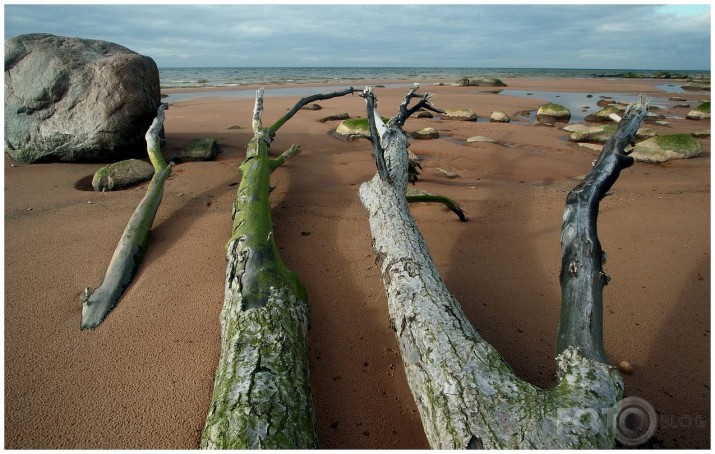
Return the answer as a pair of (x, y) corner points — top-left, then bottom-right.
(81, 104), (170, 330)
(358, 87), (650, 448)
(201, 87), (358, 449)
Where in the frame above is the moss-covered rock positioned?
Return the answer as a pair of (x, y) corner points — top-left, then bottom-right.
(568, 124), (655, 144)
(92, 158), (154, 192)
(173, 138), (220, 162)
(584, 106), (623, 122)
(630, 134), (703, 163)
(686, 101), (711, 120)
(334, 117), (389, 140)
(536, 103), (571, 123)
(568, 125), (617, 143)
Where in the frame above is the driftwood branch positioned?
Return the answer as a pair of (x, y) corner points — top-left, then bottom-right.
(358, 87), (650, 448)
(393, 82), (445, 128)
(406, 187), (468, 222)
(80, 104), (171, 330)
(201, 88), (357, 449)
(557, 95), (650, 362)
(268, 86), (359, 134)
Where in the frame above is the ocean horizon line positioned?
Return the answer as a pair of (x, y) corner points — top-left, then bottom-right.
(158, 66), (710, 90)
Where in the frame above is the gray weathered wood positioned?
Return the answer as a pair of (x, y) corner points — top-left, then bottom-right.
(557, 95), (650, 362)
(81, 104), (170, 330)
(358, 86), (649, 448)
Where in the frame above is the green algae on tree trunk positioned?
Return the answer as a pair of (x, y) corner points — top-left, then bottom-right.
(81, 104), (171, 330)
(201, 87), (358, 449)
(358, 86), (650, 448)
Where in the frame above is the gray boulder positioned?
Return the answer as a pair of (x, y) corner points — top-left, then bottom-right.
(92, 158), (154, 192)
(5, 33), (161, 163)
(173, 138), (220, 162)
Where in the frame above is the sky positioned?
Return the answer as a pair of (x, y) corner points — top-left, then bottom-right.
(3, 2), (712, 70)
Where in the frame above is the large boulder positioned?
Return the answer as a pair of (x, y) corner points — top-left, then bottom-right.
(5, 33), (161, 163)
(630, 134), (703, 163)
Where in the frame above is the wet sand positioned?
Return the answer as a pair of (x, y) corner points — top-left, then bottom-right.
(4, 77), (710, 448)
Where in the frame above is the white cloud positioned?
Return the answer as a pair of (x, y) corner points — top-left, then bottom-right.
(4, 4), (711, 69)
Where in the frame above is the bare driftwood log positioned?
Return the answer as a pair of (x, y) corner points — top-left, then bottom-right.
(201, 87), (358, 449)
(81, 104), (171, 330)
(358, 86), (649, 448)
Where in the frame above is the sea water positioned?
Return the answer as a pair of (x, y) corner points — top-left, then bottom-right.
(158, 67), (707, 89)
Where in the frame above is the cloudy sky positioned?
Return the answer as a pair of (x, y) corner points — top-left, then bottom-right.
(4, 3), (711, 70)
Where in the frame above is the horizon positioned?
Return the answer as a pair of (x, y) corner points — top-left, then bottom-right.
(156, 65), (711, 71)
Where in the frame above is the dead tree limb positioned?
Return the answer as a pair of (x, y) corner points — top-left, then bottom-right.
(81, 104), (171, 330)
(358, 86), (649, 448)
(406, 187), (468, 222)
(201, 87), (357, 449)
(557, 96), (649, 362)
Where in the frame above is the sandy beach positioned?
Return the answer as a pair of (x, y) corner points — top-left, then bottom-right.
(4, 77), (710, 449)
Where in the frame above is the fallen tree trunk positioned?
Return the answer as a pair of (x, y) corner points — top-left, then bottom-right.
(358, 86), (649, 448)
(81, 104), (171, 330)
(201, 87), (358, 449)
